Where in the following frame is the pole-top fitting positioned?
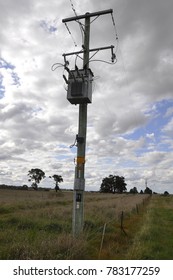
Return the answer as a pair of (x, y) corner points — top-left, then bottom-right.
(62, 9), (113, 23)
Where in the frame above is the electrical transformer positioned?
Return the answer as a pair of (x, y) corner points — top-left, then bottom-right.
(67, 68), (94, 104)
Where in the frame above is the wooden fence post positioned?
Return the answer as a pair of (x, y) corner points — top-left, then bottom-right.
(121, 211), (124, 230)
(120, 211), (127, 236)
(98, 223), (107, 259)
(136, 204), (139, 214)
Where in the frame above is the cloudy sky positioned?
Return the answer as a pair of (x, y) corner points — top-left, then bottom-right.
(0, 0), (173, 193)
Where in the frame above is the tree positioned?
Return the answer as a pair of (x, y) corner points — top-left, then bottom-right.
(100, 175), (115, 193)
(129, 187), (138, 194)
(100, 175), (127, 193)
(52, 174), (63, 192)
(164, 191), (169, 196)
(115, 175), (127, 193)
(144, 186), (152, 195)
(28, 168), (45, 190)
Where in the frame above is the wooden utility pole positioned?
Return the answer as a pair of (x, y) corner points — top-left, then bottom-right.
(62, 9), (115, 236)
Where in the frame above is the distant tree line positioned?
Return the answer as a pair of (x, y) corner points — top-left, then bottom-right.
(0, 184), (28, 190)
(99, 174), (169, 195)
(0, 168), (63, 192)
(28, 168), (63, 191)
(129, 186), (153, 194)
(0, 170), (170, 196)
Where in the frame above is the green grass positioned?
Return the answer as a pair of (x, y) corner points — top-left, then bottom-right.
(127, 195), (173, 260)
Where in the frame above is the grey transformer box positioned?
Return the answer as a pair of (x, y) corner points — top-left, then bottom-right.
(67, 68), (94, 104)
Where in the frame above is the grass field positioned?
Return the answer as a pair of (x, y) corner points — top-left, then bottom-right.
(0, 189), (172, 259)
(126, 194), (173, 260)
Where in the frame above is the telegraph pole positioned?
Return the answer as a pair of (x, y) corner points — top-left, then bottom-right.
(72, 15), (90, 236)
(62, 9), (115, 236)
(145, 179), (148, 189)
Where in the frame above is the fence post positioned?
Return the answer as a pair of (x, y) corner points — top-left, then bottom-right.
(98, 223), (107, 259)
(136, 204), (139, 214)
(120, 211), (127, 236)
(120, 211), (124, 230)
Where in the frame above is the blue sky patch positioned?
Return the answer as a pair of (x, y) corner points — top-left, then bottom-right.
(11, 72), (20, 86)
(122, 99), (173, 157)
(0, 58), (15, 70)
(40, 20), (57, 34)
(0, 74), (5, 98)
(0, 58), (20, 91)
(0, 87), (5, 99)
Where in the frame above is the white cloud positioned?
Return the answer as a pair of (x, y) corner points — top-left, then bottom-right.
(0, 0), (173, 193)
(146, 133), (155, 141)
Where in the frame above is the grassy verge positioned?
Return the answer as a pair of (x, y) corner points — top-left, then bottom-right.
(97, 197), (151, 259)
(126, 195), (173, 259)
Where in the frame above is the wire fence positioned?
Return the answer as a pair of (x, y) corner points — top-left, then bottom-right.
(82, 194), (152, 259)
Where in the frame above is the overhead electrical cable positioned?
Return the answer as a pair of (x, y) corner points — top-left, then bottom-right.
(69, 0), (85, 43)
(64, 22), (78, 47)
(111, 12), (119, 53)
(51, 62), (64, 71)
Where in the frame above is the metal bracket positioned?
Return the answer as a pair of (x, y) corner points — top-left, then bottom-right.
(70, 134), (84, 148)
(76, 134), (84, 144)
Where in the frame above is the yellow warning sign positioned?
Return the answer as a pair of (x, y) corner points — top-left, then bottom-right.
(77, 157), (85, 164)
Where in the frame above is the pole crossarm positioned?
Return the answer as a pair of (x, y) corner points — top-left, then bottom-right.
(62, 9), (113, 23)
(62, 45), (115, 58)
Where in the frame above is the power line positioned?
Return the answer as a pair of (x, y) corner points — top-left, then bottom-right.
(69, 0), (85, 42)
(111, 12), (119, 54)
(64, 22), (78, 47)
(51, 62), (64, 71)
(69, 0), (77, 17)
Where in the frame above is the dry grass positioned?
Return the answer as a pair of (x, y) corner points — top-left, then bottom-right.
(0, 189), (150, 259)
(85, 192), (148, 222)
